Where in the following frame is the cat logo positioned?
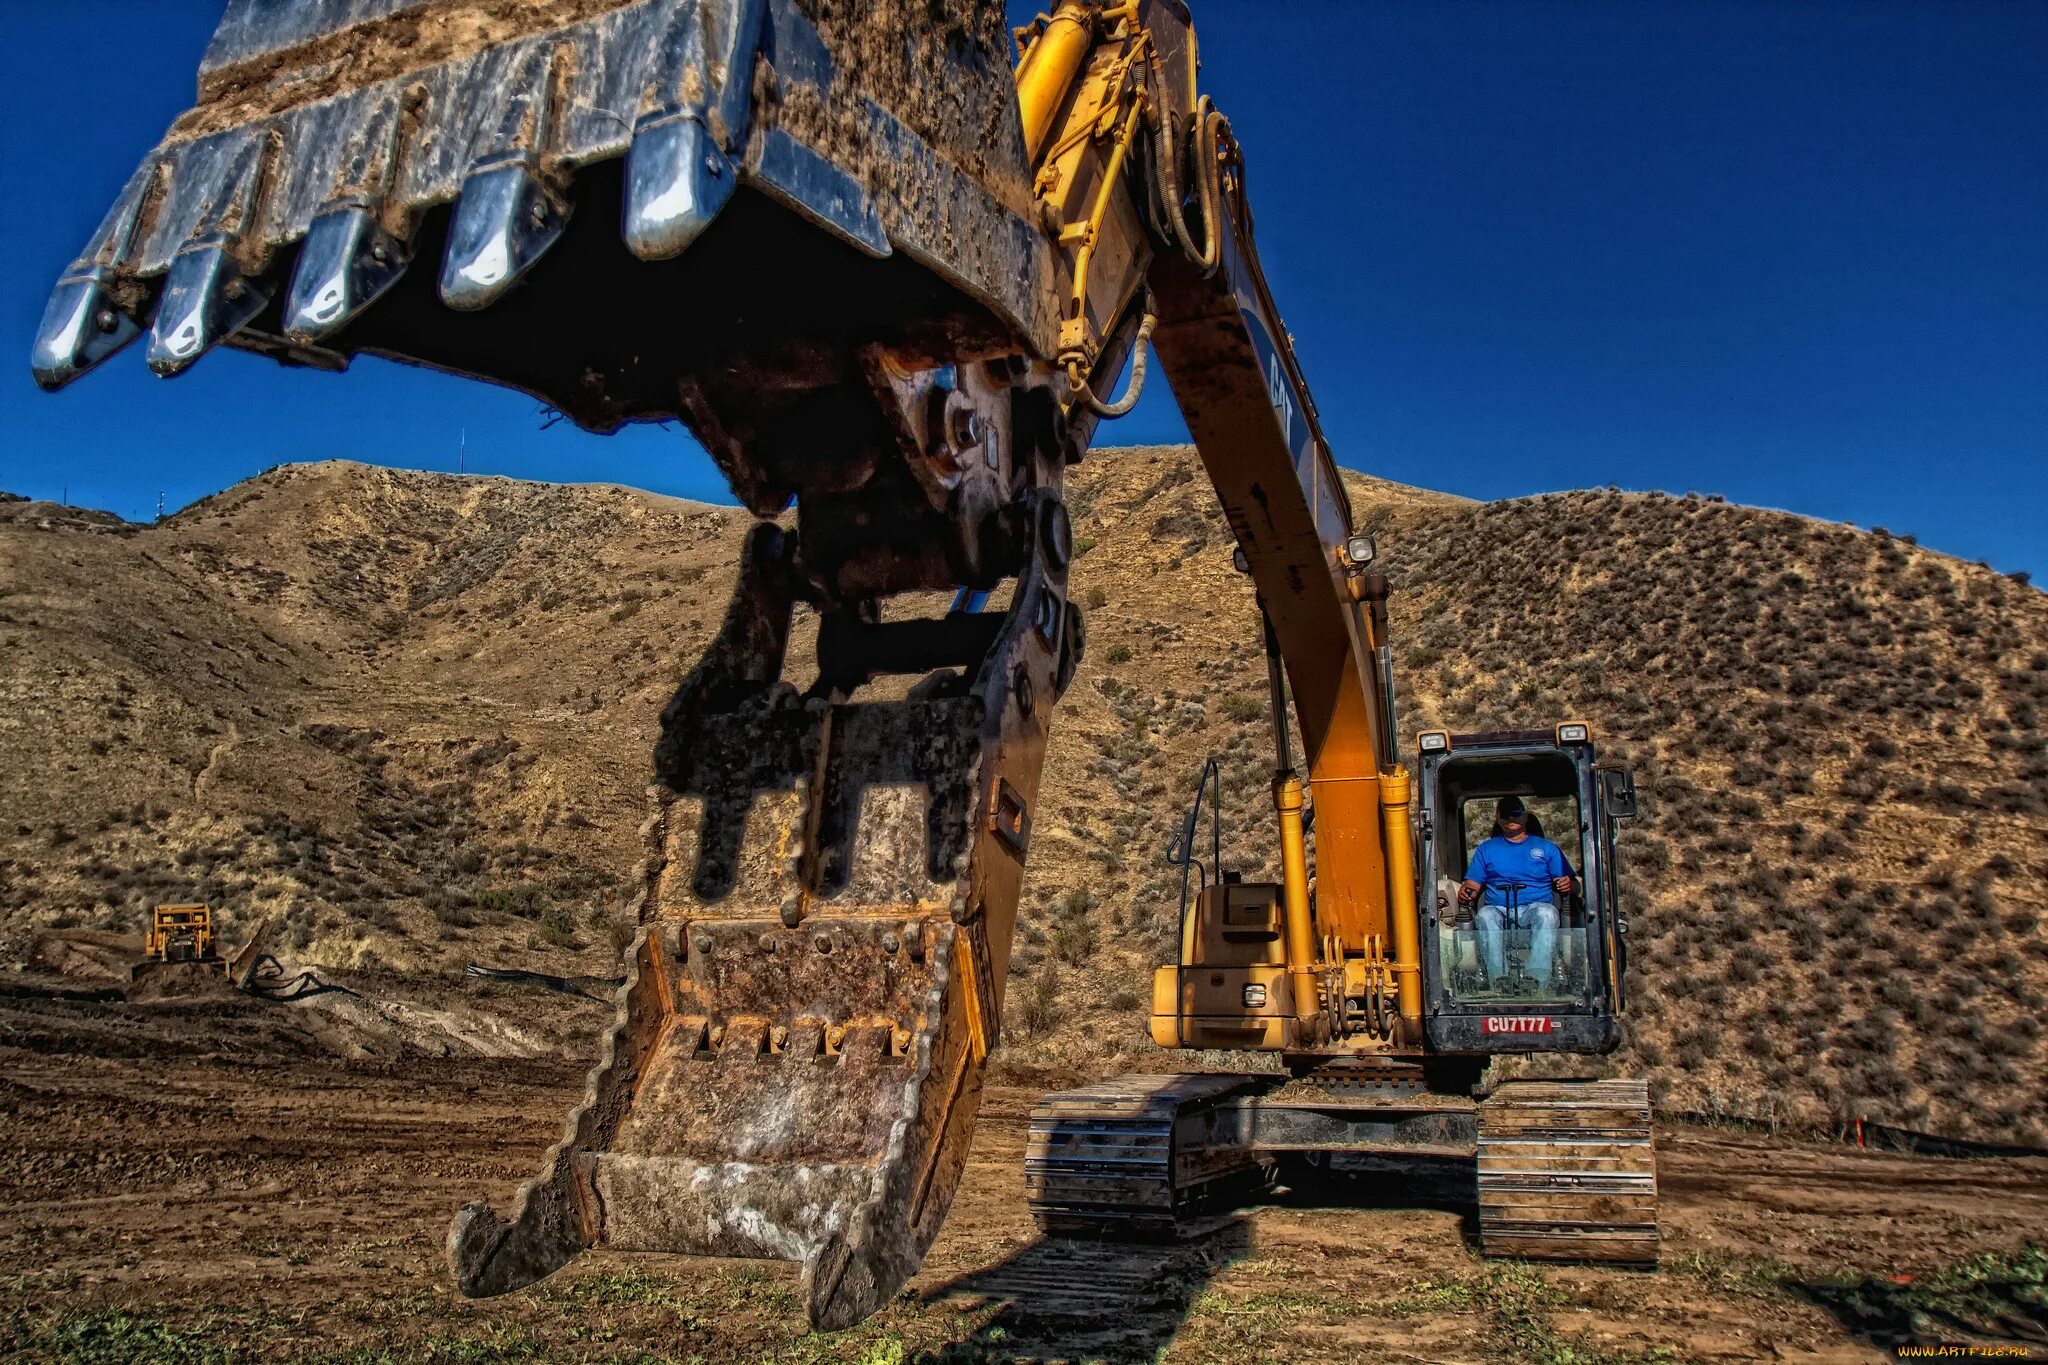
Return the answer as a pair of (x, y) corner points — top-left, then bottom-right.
(1483, 1016), (1555, 1035)
(1267, 350), (1294, 449)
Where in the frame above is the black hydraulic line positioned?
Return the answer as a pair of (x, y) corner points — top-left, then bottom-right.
(1259, 602), (1293, 780)
(1169, 757), (1224, 948)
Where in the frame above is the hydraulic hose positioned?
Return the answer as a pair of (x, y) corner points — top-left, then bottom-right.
(1070, 308), (1156, 418)
(1150, 87), (1223, 275)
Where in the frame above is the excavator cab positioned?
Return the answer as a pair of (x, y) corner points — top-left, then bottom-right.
(1415, 726), (1636, 1056)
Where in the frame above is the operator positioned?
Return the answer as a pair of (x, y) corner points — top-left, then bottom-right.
(1459, 797), (1577, 993)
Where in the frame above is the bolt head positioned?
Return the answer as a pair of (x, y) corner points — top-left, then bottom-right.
(93, 308), (121, 334)
(1041, 500), (1073, 571)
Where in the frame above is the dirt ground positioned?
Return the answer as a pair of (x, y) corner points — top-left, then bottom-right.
(1, 982), (2044, 1364)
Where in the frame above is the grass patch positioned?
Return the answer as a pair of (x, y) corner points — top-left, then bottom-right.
(554, 1265), (698, 1321)
(1190, 1263), (1677, 1365)
(1667, 1248), (1800, 1298)
(4, 1308), (271, 1364)
(320, 1324), (557, 1364)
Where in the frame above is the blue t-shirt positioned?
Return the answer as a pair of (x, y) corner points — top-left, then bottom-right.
(1465, 835), (1572, 908)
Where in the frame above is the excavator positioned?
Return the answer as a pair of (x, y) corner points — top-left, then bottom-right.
(33, 0), (1653, 1330)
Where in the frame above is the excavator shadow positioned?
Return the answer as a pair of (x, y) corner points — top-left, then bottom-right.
(1785, 1261), (2048, 1356)
(917, 1218), (1255, 1363)
(1265, 1152), (1483, 1250)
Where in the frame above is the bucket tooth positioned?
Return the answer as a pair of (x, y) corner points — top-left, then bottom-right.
(622, 0), (763, 261)
(284, 205), (410, 343)
(624, 117), (735, 261)
(31, 272), (140, 391)
(146, 242), (270, 377)
(34, 157), (155, 391)
(440, 43), (568, 312)
(438, 161), (567, 311)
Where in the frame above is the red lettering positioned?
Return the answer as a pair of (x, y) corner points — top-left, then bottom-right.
(1483, 1016), (1555, 1035)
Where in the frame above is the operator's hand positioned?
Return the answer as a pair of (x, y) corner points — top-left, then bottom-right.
(1459, 879), (1481, 904)
(1552, 875), (1574, 895)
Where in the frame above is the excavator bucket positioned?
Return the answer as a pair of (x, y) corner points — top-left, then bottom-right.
(450, 512), (1071, 1328)
(31, 0), (1057, 419)
(32, 0), (1081, 1331)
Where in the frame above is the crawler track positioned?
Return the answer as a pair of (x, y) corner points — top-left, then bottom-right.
(1477, 1078), (1660, 1265)
(1024, 1073), (1275, 1237)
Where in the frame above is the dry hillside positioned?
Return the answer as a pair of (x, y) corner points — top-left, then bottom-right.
(1, 450), (2042, 1144)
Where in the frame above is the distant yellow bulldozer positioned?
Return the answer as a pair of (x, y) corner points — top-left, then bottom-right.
(135, 904), (216, 976)
(133, 904), (274, 991)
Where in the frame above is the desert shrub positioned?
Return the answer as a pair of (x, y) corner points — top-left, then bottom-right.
(1053, 914), (1097, 966)
(475, 883), (549, 918)
(540, 906), (578, 948)
(1218, 694), (1264, 724)
(1104, 643), (1133, 666)
(1017, 965), (1060, 1035)
(427, 889), (476, 928)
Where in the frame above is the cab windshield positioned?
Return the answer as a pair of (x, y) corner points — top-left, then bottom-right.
(1433, 755), (1597, 1008)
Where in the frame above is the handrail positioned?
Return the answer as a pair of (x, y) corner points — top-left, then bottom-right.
(1167, 755), (1225, 947)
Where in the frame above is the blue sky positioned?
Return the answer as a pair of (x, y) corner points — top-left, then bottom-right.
(3, 2), (2043, 577)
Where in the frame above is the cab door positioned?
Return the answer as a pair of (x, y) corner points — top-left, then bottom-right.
(1593, 765), (1638, 1011)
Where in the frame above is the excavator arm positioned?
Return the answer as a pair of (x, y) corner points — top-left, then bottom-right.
(32, 0), (1418, 1328)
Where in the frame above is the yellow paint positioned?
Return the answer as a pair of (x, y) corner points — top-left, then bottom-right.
(1015, 1), (1095, 163)
(1377, 766), (1424, 1035)
(956, 935), (989, 1061)
(1273, 773), (1320, 1040)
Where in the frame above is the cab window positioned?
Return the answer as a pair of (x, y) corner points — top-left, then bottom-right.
(1431, 755), (1597, 1007)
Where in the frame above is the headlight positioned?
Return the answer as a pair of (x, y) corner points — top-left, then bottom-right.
(1557, 723), (1589, 744)
(1343, 533), (1376, 567)
(1420, 731), (1449, 753)
(1242, 983), (1268, 1008)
